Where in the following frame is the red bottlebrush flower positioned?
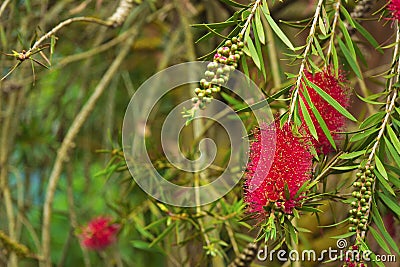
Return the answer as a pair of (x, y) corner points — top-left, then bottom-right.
(299, 69), (351, 154)
(80, 216), (120, 250)
(244, 120), (313, 216)
(388, 0), (400, 20)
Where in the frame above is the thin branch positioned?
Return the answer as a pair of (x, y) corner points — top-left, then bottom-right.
(240, 0), (262, 37)
(366, 24), (400, 166)
(359, 22), (400, 241)
(326, 0), (341, 65)
(27, 17), (112, 57)
(40, 27), (141, 267)
(288, 0), (324, 123)
(0, 0), (11, 18)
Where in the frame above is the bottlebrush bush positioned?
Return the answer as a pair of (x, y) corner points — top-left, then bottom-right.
(0, 0), (399, 267)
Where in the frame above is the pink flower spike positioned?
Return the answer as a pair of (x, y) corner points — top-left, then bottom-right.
(80, 216), (120, 250)
(299, 68), (351, 154)
(244, 120), (313, 217)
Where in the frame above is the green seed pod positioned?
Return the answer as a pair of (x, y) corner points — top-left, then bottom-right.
(232, 37), (238, 43)
(195, 88), (201, 94)
(351, 201), (358, 207)
(357, 211), (362, 217)
(218, 78), (225, 85)
(203, 81), (210, 88)
(217, 47), (223, 54)
(205, 97), (212, 103)
(364, 194), (370, 200)
(192, 97), (198, 103)
(200, 79), (207, 87)
(365, 170), (371, 176)
(225, 40), (232, 47)
(361, 186), (367, 193)
(205, 89), (212, 95)
(356, 172), (362, 178)
(223, 65), (231, 73)
(205, 71), (215, 78)
(198, 92), (204, 99)
(217, 67), (224, 75)
(238, 41), (244, 48)
(199, 102), (205, 109)
(207, 62), (218, 70)
(231, 44), (238, 51)
(211, 78), (219, 84)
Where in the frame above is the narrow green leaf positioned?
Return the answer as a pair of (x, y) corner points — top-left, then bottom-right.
(300, 82), (336, 149)
(378, 193), (400, 217)
(375, 155), (388, 180)
(368, 227), (391, 254)
(318, 16), (327, 36)
(338, 150), (366, 160)
(304, 76), (357, 121)
(353, 20), (383, 53)
(236, 83), (292, 113)
(252, 20), (267, 78)
(350, 127), (379, 142)
(149, 222), (176, 247)
(360, 112), (385, 128)
(339, 5), (355, 28)
(331, 165), (359, 171)
(299, 96), (319, 140)
(255, 9), (265, 44)
(264, 14), (295, 50)
(338, 39), (362, 78)
(384, 136), (400, 167)
(375, 170), (396, 196)
(191, 21), (238, 29)
(372, 204), (400, 255)
(244, 35), (261, 69)
(329, 232), (355, 239)
(386, 125), (400, 152)
(339, 20), (356, 57)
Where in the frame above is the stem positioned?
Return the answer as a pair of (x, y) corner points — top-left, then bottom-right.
(288, 0), (324, 123)
(326, 0), (341, 65)
(28, 17), (112, 56)
(240, 0), (262, 37)
(366, 25), (400, 166)
(0, 0), (11, 18)
(40, 29), (141, 267)
(360, 22), (400, 240)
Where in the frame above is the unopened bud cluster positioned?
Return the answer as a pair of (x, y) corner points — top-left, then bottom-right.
(348, 165), (375, 232)
(192, 36), (245, 109)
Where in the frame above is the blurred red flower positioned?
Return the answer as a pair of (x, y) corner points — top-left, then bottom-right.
(80, 216), (120, 250)
(299, 69), (351, 154)
(244, 121), (313, 216)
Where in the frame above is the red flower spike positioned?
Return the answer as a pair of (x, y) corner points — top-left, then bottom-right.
(299, 69), (351, 154)
(244, 120), (313, 216)
(388, 0), (400, 20)
(80, 216), (120, 250)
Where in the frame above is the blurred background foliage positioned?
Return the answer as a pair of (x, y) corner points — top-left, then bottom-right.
(0, 0), (398, 266)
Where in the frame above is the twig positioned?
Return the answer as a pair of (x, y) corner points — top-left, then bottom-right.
(326, 0), (341, 65)
(240, 0), (262, 37)
(28, 17), (112, 56)
(40, 27), (141, 267)
(366, 24), (400, 166)
(288, 0), (324, 123)
(0, 0), (11, 18)
(359, 22), (400, 241)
